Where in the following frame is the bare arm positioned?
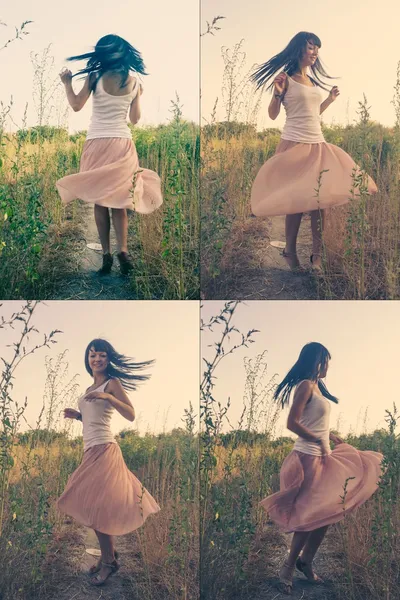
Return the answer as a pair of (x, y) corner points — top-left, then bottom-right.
(60, 69), (94, 112)
(268, 72), (288, 120)
(105, 379), (135, 422)
(320, 86), (340, 115)
(287, 380), (321, 442)
(129, 82), (143, 125)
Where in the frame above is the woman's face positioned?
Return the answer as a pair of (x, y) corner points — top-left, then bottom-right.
(318, 356), (329, 378)
(301, 41), (319, 67)
(88, 346), (109, 375)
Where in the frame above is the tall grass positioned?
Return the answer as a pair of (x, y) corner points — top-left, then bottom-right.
(200, 302), (400, 599)
(0, 302), (199, 600)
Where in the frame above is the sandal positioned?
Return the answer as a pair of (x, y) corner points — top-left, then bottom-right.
(278, 560), (295, 595)
(98, 253), (113, 275)
(282, 250), (303, 272)
(89, 559), (120, 586)
(296, 557), (324, 584)
(88, 550), (119, 576)
(117, 251), (134, 275)
(310, 254), (323, 274)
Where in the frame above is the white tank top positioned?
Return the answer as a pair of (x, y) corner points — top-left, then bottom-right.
(86, 76), (140, 140)
(78, 379), (117, 451)
(292, 380), (331, 456)
(281, 75), (325, 144)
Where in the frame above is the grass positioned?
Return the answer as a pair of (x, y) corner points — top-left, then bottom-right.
(0, 117), (199, 300)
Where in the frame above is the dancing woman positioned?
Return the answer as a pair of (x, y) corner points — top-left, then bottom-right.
(57, 34), (163, 275)
(57, 339), (160, 586)
(250, 32), (377, 272)
(260, 342), (382, 594)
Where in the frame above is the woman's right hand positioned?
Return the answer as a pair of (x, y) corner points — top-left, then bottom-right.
(64, 408), (80, 420)
(59, 68), (73, 85)
(273, 72), (287, 96)
(320, 440), (331, 457)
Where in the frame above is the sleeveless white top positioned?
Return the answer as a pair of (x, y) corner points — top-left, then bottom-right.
(78, 379), (117, 451)
(281, 75), (325, 144)
(292, 380), (331, 456)
(86, 76), (140, 140)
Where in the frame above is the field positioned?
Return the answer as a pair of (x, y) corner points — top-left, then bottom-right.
(200, 302), (400, 600)
(0, 302), (199, 600)
(201, 51), (400, 300)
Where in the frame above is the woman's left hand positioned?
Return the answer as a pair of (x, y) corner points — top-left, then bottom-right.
(84, 391), (110, 402)
(330, 433), (344, 446)
(329, 86), (340, 101)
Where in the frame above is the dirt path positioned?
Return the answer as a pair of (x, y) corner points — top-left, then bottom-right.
(249, 523), (342, 600)
(211, 215), (322, 300)
(54, 202), (136, 300)
(48, 521), (143, 600)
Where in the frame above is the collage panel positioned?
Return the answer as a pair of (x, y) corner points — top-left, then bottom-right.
(0, 300), (199, 599)
(1, 0), (199, 301)
(200, 300), (399, 599)
(201, 1), (400, 300)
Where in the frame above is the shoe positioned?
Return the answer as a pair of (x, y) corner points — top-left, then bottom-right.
(296, 556), (324, 584)
(88, 550), (119, 576)
(117, 252), (134, 275)
(89, 559), (120, 586)
(278, 560), (295, 595)
(97, 253), (113, 275)
(282, 250), (304, 272)
(310, 254), (323, 274)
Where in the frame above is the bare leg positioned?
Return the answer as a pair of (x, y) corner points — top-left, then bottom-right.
(90, 530), (117, 584)
(284, 213), (303, 270)
(297, 525), (329, 582)
(111, 208), (128, 253)
(279, 531), (310, 593)
(310, 209), (325, 269)
(94, 205), (111, 254)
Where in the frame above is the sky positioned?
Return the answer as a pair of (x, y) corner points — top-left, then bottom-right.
(1, 0), (199, 131)
(201, 301), (400, 438)
(201, 0), (400, 129)
(1, 301), (199, 436)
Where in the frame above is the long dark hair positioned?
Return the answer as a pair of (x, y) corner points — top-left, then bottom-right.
(84, 339), (153, 392)
(67, 34), (147, 91)
(273, 342), (339, 408)
(251, 31), (336, 92)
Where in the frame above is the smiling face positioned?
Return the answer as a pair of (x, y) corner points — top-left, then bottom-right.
(301, 40), (319, 68)
(88, 346), (109, 375)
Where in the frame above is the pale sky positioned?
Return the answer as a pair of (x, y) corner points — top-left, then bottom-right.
(201, 301), (400, 438)
(1, 301), (199, 436)
(1, 0), (199, 131)
(202, 0), (400, 128)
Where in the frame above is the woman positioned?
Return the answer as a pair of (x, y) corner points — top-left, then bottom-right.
(250, 32), (377, 273)
(57, 339), (160, 586)
(56, 34), (163, 276)
(260, 342), (382, 594)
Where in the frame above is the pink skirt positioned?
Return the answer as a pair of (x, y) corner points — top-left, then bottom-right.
(57, 442), (160, 535)
(251, 139), (378, 217)
(260, 443), (382, 533)
(56, 137), (163, 214)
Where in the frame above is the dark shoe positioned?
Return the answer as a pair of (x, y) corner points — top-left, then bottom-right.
(98, 253), (113, 275)
(296, 557), (324, 584)
(88, 550), (119, 576)
(117, 252), (134, 275)
(89, 559), (120, 586)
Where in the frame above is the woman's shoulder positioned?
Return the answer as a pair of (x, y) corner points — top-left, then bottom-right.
(295, 379), (314, 392)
